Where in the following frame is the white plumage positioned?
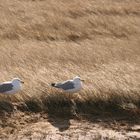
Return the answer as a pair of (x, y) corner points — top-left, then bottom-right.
(51, 76), (84, 93)
(0, 78), (24, 94)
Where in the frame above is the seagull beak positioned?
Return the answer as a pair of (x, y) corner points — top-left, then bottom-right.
(81, 79), (85, 82)
(21, 81), (24, 84)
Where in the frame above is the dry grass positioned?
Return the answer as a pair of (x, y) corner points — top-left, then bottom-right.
(0, 0), (140, 116)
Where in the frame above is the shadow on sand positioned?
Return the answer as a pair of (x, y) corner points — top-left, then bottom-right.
(47, 114), (71, 132)
(44, 95), (73, 131)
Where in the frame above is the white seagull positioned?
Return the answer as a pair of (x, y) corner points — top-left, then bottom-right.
(0, 78), (24, 94)
(51, 76), (84, 117)
(51, 76), (84, 93)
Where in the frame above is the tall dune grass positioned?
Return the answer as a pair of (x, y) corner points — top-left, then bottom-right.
(0, 0), (140, 115)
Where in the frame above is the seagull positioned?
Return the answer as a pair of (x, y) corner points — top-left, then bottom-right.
(51, 76), (84, 93)
(51, 76), (84, 117)
(0, 78), (24, 94)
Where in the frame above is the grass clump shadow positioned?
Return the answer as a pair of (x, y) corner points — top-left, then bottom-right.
(0, 100), (14, 113)
(42, 92), (72, 117)
(16, 97), (43, 113)
(0, 89), (140, 118)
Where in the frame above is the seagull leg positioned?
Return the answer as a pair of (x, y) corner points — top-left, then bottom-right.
(71, 98), (79, 118)
(68, 93), (79, 118)
(69, 92), (71, 99)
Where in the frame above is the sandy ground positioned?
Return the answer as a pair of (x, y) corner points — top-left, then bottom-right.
(0, 0), (140, 139)
(0, 112), (140, 140)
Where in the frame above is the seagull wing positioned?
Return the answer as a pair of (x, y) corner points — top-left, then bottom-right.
(56, 80), (75, 90)
(0, 83), (13, 93)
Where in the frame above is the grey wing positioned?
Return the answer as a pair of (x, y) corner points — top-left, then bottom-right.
(56, 81), (75, 90)
(0, 83), (13, 93)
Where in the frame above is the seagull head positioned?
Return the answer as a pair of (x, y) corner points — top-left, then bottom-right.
(12, 78), (24, 84)
(10, 78), (24, 91)
(73, 76), (84, 82)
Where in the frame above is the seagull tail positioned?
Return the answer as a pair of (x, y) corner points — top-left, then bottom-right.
(51, 83), (56, 87)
